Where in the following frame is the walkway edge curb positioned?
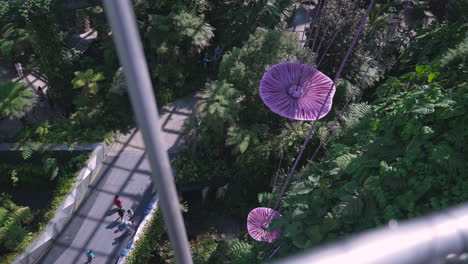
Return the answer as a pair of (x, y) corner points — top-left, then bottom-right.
(12, 142), (111, 264)
(116, 195), (160, 264)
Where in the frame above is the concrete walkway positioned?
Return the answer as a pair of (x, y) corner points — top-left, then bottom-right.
(37, 94), (200, 264)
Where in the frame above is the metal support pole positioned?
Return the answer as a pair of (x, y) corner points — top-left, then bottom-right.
(102, 1), (193, 263)
(272, 203), (468, 264)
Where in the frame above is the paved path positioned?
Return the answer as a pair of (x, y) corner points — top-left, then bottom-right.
(286, 3), (317, 48)
(37, 94), (200, 264)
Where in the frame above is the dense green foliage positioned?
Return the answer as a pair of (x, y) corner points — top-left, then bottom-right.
(173, 3), (467, 264)
(144, 10), (214, 104)
(0, 195), (30, 253)
(178, 28), (308, 217)
(267, 67), (467, 257)
(0, 153), (89, 263)
(0, 23), (34, 65)
(0, 82), (36, 119)
(210, 0), (295, 47)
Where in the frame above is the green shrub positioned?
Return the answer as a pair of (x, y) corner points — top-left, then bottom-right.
(0, 153), (89, 263)
(0, 24), (34, 64)
(0, 82), (36, 119)
(0, 195), (30, 253)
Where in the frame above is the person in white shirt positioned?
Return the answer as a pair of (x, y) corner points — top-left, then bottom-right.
(124, 220), (133, 233)
(127, 209), (134, 222)
(15, 63), (24, 77)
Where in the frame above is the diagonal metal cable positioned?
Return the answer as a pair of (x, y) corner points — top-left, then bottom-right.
(291, 1), (412, 189)
(309, 0), (327, 60)
(317, 0), (362, 67)
(272, 0), (376, 212)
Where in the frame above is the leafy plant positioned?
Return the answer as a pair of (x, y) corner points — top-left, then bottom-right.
(0, 195), (30, 252)
(0, 23), (34, 64)
(227, 239), (254, 264)
(72, 69), (105, 96)
(212, 0), (295, 47)
(0, 82), (36, 119)
(43, 157), (59, 181)
(144, 10), (214, 104)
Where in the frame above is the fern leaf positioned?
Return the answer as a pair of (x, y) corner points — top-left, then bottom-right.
(2, 224), (27, 251)
(334, 153), (357, 171)
(227, 239), (254, 264)
(21, 146), (33, 160)
(10, 207), (30, 226)
(0, 208), (8, 226)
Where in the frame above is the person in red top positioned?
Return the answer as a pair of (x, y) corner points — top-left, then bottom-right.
(114, 195), (122, 209)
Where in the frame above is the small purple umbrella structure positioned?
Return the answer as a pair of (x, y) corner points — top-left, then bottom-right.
(259, 62), (336, 120)
(247, 207), (282, 243)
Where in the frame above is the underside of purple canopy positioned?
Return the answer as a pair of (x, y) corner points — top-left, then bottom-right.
(247, 207), (282, 243)
(259, 62), (336, 120)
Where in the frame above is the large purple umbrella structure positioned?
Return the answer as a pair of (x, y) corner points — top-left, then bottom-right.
(247, 207), (282, 243)
(259, 62), (336, 120)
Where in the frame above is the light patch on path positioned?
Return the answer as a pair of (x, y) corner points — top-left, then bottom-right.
(110, 94), (201, 155)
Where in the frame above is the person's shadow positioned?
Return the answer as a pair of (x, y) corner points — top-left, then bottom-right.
(82, 256), (93, 264)
(106, 220), (120, 230)
(105, 208), (118, 217)
(114, 223), (125, 233)
(112, 231), (128, 245)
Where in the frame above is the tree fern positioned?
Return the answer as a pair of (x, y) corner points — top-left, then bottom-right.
(72, 69), (105, 96)
(0, 82), (36, 119)
(4, 207), (30, 227)
(227, 239), (254, 264)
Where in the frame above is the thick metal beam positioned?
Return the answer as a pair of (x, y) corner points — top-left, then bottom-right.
(272, 203), (468, 264)
(101, 1), (193, 263)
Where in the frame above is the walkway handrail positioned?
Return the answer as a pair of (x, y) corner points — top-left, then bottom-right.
(102, 1), (193, 264)
(272, 202), (468, 264)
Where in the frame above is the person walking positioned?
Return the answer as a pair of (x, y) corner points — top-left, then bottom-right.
(127, 208), (134, 223)
(86, 249), (95, 264)
(213, 45), (222, 64)
(202, 51), (210, 69)
(114, 195), (122, 209)
(124, 220), (133, 233)
(37, 86), (46, 102)
(117, 207), (125, 222)
(14, 63), (24, 77)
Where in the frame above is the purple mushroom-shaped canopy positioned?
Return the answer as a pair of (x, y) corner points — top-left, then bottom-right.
(259, 62), (336, 120)
(247, 207), (282, 243)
